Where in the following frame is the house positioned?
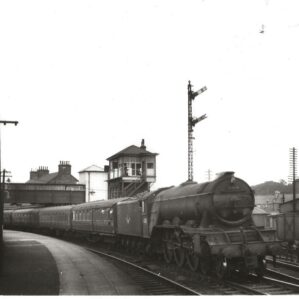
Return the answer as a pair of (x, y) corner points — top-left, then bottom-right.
(26, 161), (78, 185)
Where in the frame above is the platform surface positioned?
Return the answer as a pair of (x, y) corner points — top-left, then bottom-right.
(0, 230), (143, 295)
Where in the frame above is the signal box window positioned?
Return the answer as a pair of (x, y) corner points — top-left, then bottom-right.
(131, 163), (141, 176)
(147, 163), (154, 176)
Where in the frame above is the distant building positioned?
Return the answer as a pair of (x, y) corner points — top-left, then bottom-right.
(255, 192), (299, 213)
(252, 206), (269, 227)
(255, 195), (282, 213)
(26, 161), (78, 185)
(6, 161), (84, 205)
(107, 139), (158, 199)
(79, 165), (108, 202)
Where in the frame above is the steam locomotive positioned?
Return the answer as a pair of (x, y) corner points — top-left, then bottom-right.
(4, 172), (281, 278)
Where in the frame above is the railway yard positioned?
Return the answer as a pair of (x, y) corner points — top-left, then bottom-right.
(1, 229), (299, 295)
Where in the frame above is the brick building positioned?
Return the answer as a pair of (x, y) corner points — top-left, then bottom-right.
(5, 161), (84, 205)
(26, 161), (78, 185)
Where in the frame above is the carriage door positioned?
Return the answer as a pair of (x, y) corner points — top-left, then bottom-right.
(141, 200), (149, 238)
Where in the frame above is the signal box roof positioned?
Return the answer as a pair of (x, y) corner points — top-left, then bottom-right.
(107, 144), (158, 161)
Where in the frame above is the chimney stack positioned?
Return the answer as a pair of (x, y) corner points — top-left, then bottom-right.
(30, 169), (38, 180)
(37, 166), (49, 178)
(140, 139), (146, 150)
(58, 161), (71, 175)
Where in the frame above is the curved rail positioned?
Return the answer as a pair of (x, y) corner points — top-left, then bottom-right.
(226, 273), (299, 295)
(266, 256), (299, 271)
(264, 268), (299, 286)
(85, 247), (202, 295)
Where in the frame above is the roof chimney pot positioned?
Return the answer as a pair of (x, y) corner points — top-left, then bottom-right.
(140, 139), (146, 150)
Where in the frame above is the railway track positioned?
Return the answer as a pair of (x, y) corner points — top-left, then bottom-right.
(85, 247), (202, 295)
(266, 256), (299, 271)
(226, 272), (299, 295)
(84, 244), (293, 295)
(265, 267), (299, 285)
(79, 240), (299, 295)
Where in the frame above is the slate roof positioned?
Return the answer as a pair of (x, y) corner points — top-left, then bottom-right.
(26, 172), (78, 184)
(107, 145), (158, 161)
(26, 172), (59, 184)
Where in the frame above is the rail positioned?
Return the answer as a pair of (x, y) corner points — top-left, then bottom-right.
(85, 247), (202, 295)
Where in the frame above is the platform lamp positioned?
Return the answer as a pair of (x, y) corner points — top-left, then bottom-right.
(0, 120), (18, 242)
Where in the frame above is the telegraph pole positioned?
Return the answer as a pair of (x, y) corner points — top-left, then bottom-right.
(0, 120), (18, 241)
(187, 81), (207, 182)
(289, 147), (297, 241)
(206, 169), (212, 181)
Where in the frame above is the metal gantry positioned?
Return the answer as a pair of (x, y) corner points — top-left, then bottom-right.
(187, 81), (207, 182)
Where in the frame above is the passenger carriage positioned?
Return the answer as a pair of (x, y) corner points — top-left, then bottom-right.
(39, 205), (73, 233)
(11, 208), (40, 230)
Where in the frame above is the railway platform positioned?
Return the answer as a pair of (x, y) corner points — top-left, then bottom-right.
(0, 230), (59, 295)
(0, 230), (143, 295)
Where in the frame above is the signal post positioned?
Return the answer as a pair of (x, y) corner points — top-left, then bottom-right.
(187, 81), (207, 182)
(0, 120), (18, 242)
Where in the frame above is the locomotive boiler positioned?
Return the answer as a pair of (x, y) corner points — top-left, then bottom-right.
(149, 171), (254, 230)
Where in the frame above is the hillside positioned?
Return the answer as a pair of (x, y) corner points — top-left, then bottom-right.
(251, 181), (292, 195)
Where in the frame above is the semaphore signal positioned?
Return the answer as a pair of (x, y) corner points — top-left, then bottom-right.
(187, 81), (207, 182)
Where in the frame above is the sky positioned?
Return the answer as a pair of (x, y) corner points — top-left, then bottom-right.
(0, 0), (299, 189)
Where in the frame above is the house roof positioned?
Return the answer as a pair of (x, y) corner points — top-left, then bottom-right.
(79, 165), (105, 173)
(26, 172), (78, 184)
(26, 172), (59, 184)
(107, 145), (158, 161)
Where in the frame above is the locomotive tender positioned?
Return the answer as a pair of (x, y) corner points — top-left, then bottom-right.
(4, 172), (281, 278)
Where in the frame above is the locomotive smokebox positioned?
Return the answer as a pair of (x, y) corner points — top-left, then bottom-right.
(151, 172), (255, 228)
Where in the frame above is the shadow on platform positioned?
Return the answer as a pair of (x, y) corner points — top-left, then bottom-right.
(0, 234), (59, 295)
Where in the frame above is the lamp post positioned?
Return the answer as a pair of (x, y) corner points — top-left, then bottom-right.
(0, 120), (18, 241)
